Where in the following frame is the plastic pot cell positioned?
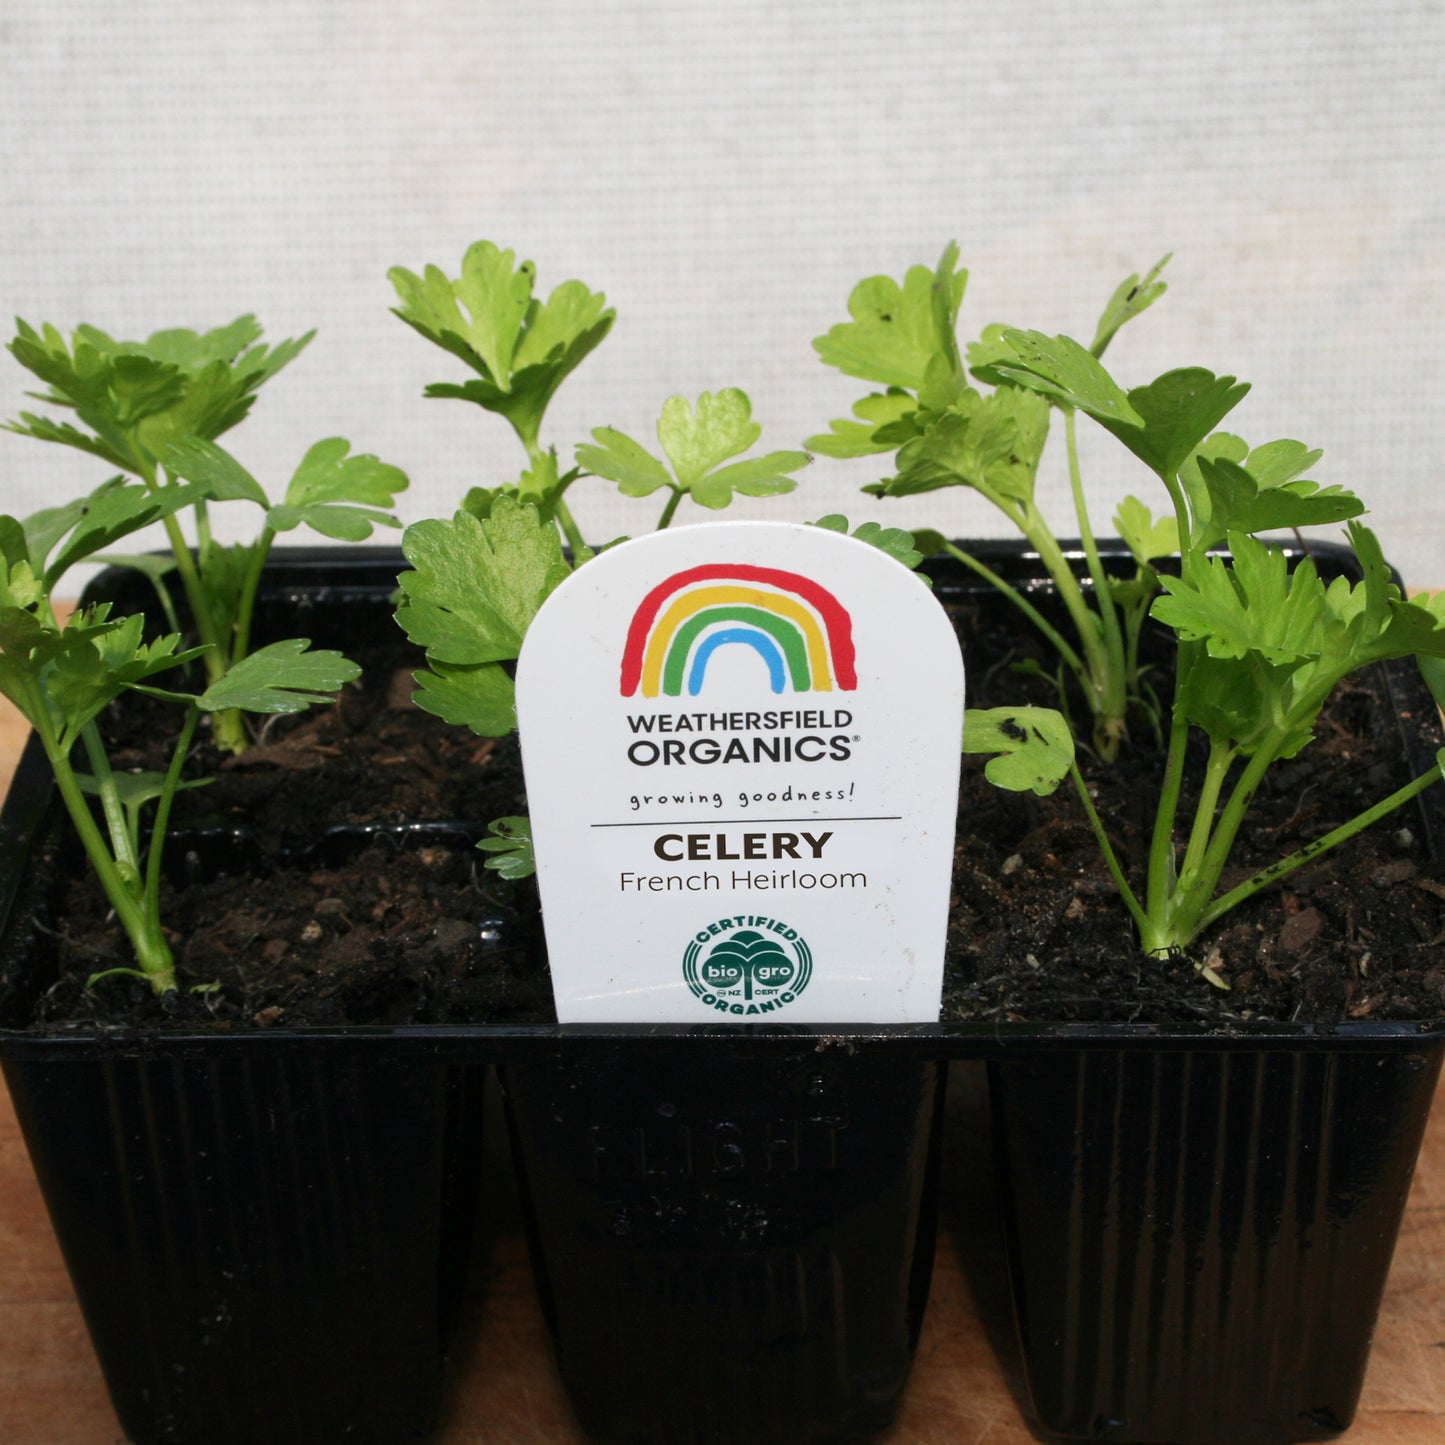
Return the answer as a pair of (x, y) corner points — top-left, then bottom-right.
(499, 1043), (946, 1445)
(1, 1036), (486, 1445)
(0, 550), (493, 1445)
(987, 1036), (1443, 1444)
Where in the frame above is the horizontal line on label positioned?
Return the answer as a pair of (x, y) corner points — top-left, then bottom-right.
(590, 816), (904, 828)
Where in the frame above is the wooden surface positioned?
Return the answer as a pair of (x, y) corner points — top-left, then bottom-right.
(0, 700), (1442, 1443)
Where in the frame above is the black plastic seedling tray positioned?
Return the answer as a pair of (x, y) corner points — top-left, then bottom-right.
(0, 545), (1440, 1445)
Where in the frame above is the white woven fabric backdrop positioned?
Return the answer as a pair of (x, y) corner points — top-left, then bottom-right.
(2, 1), (1442, 583)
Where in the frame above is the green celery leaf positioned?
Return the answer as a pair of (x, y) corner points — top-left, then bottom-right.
(476, 815), (535, 877)
(8, 315), (312, 475)
(458, 482), (523, 522)
(9, 319), (104, 403)
(1243, 438), (1323, 489)
(195, 538), (262, 646)
(964, 323), (1018, 386)
(1276, 525), (1408, 705)
(928, 242), (967, 387)
(422, 379), (504, 405)
(814, 247), (967, 390)
(425, 354), (612, 450)
(396, 496), (571, 665)
(806, 389), (920, 458)
(20, 487), (112, 571)
(458, 478), (562, 527)
(886, 386), (1049, 502)
(0, 517), (26, 572)
(0, 558), (60, 721)
(410, 660), (517, 736)
(0, 601), (103, 727)
(449, 243), (535, 385)
(46, 615), (208, 741)
(502, 327), (614, 445)
(1194, 457), (1364, 551)
(584, 391), (808, 511)
(657, 390), (760, 485)
(1371, 591), (1445, 665)
(512, 277), (614, 377)
(459, 484), (512, 521)
(195, 639), (360, 714)
(133, 357), (289, 459)
(917, 351), (964, 414)
(1178, 431), (1249, 536)
(1114, 496), (1179, 565)
(688, 452), (807, 509)
(1346, 521), (1395, 640)
(10, 474), (202, 590)
(267, 503), (402, 542)
(1098, 369), (1250, 482)
(988, 331), (1144, 426)
(576, 427), (675, 496)
(163, 437), (269, 504)
(963, 706), (1074, 796)
(268, 437), (409, 540)
(1175, 645), (1312, 757)
(0, 618), (48, 723)
(91, 316), (264, 370)
(390, 262), (503, 377)
(0, 555), (47, 615)
(103, 355), (189, 431)
(42, 479), (200, 588)
(76, 769), (210, 841)
(390, 242), (532, 386)
(1152, 534), (1325, 665)
(391, 244), (614, 444)
(1348, 523), (1445, 667)
(3, 412), (132, 471)
(1090, 255), (1170, 358)
(810, 515), (929, 579)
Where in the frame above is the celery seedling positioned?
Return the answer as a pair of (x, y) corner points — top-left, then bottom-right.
(966, 520), (1445, 959)
(957, 283), (1441, 960)
(159, 433), (406, 742)
(0, 492), (360, 994)
(5, 317), (407, 753)
(811, 248), (1174, 760)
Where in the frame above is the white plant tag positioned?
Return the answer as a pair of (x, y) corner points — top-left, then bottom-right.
(514, 522), (963, 1023)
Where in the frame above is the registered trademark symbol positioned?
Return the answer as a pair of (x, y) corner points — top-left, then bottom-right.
(852, 734), (859, 741)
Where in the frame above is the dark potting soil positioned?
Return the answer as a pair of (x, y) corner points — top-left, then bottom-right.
(98, 641), (525, 842)
(29, 833), (552, 1030)
(18, 612), (1445, 1032)
(944, 668), (1445, 1026)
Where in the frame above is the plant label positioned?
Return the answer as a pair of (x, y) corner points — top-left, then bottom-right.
(515, 522), (964, 1022)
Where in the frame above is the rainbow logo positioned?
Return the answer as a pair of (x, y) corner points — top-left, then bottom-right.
(620, 564), (857, 698)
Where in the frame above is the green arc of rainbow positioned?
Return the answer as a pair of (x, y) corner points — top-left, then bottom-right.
(663, 604), (812, 696)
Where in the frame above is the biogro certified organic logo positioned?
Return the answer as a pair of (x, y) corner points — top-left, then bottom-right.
(682, 915), (813, 1016)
